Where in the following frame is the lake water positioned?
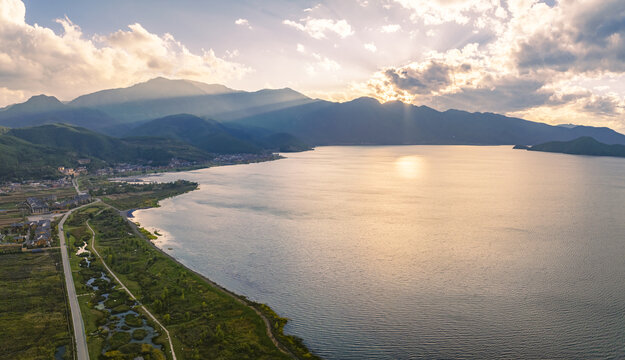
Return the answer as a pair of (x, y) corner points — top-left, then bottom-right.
(134, 146), (625, 359)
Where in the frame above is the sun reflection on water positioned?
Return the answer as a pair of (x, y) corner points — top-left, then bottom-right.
(394, 155), (422, 179)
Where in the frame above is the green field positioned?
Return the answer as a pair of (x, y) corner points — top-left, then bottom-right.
(0, 251), (73, 360)
(66, 204), (170, 360)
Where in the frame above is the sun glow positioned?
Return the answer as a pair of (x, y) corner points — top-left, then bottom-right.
(395, 155), (422, 179)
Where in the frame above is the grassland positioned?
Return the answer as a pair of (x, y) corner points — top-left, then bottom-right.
(0, 251), (73, 360)
(65, 204), (170, 360)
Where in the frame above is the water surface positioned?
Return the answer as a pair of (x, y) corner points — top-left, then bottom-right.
(134, 146), (625, 359)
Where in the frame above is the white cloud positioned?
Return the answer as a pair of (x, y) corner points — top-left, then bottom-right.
(381, 24), (401, 33)
(364, 0), (625, 129)
(307, 53), (341, 74)
(0, 87), (26, 107)
(225, 49), (240, 58)
(364, 43), (377, 52)
(393, 0), (499, 26)
(0, 0), (251, 106)
(235, 18), (252, 29)
(283, 17), (354, 39)
(297, 43), (306, 53)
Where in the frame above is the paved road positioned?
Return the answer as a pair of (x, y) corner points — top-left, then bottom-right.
(59, 204), (92, 360)
(72, 178), (86, 195)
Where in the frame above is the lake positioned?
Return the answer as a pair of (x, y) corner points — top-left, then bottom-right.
(133, 146), (625, 359)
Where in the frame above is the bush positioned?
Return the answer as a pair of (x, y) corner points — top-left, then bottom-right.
(132, 328), (148, 340)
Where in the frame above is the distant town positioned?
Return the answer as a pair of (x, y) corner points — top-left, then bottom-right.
(63, 153), (282, 177)
(0, 152), (282, 252)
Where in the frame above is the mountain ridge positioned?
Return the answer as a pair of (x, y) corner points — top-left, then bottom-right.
(1, 78), (624, 147)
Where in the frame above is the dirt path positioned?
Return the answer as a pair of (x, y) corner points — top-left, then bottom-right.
(114, 204), (298, 359)
(85, 220), (178, 360)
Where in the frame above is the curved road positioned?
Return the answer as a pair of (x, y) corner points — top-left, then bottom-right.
(59, 203), (93, 360)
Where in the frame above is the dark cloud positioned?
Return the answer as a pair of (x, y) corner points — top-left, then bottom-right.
(426, 76), (553, 113)
(515, 0), (625, 73)
(581, 96), (621, 116)
(384, 62), (453, 94)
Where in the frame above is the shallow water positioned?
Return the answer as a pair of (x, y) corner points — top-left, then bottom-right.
(134, 146), (625, 359)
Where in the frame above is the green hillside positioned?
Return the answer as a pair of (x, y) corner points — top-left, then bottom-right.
(129, 114), (262, 154)
(0, 123), (217, 181)
(0, 134), (75, 181)
(8, 123), (131, 161)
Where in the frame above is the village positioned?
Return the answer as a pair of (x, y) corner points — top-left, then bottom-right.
(0, 192), (92, 250)
(0, 153), (280, 251)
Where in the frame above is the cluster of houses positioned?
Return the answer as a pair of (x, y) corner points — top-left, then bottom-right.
(26, 194), (92, 214)
(94, 158), (197, 176)
(92, 154), (280, 176)
(58, 166), (88, 177)
(5, 220), (52, 248)
(212, 153), (281, 165)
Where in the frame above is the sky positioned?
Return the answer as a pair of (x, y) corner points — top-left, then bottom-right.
(1, 0), (624, 130)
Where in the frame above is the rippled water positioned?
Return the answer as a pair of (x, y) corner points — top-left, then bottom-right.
(134, 146), (625, 359)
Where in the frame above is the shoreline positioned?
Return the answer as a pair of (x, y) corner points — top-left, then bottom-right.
(125, 216), (298, 358)
(112, 183), (319, 359)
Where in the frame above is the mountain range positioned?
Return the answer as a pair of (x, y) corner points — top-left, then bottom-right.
(1, 77), (624, 147)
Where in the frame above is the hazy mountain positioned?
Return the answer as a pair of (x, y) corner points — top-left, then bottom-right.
(1, 94), (65, 113)
(70, 77), (237, 107)
(129, 114), (311, 153)
(129, 114), (261, 154)
(528, 136), (625, 157)
(0, 95), (122, 132)
(233, 97), (625, 146)
(69, 77), (313, 123)
(2, 79), (625, 148)
(258, 132), (312, 152)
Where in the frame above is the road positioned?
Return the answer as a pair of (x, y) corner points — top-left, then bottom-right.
(72, 178), (86, 195)
(85, 220), (177, 360)
(59, 203), (93, 360)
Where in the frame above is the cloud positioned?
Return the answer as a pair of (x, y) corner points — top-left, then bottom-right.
(393, 0), (500, 26)
(0, 87), (26, 107)
(0, 0), (251, 106)
(283, 17), (354, 39)
(364, 0), (625, 128)
(364, 43), (377, 52)
(381, 24), (401, 33)
(306, 53), (341, 75)
(235, 18), (252, 29)
(513, 1), (625, 73)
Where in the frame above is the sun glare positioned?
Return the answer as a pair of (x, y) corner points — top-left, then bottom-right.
(395, 155), (422, 179)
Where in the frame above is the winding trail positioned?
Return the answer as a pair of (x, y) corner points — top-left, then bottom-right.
(85, 220), (177, 360)
(118, 207), (297, 359)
